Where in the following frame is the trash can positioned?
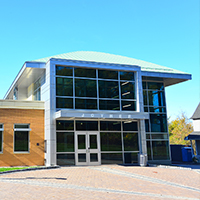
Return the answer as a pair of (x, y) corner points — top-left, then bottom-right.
(182, 147), (192, 162)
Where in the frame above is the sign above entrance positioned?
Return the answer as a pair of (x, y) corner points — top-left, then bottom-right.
(55, 110), (149, 120)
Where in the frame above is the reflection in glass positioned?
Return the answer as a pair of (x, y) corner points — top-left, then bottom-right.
(151, 134), (168, 140)
(123, 121), (138, 131)
(121, 101), (136, 111)
(121, 81), (135, 99)
(56, 98), (73, 109)
(56, 78), (73, 96)
(78, 154), (86, 162)
(120, 71), (134, 81)
(147, 141), (152, 160)
(143, 90), (147, 105)
(142, 82), (146, 89)
(152, 141), (170, 160)
(76, 121), (98, 131)
(123, 133), (138, 151)
(14, 131), (29, 152)
(101, 153), (123, 164)
(56, 120), (74, 130)
(145, 119), (149, 132)
(90, 153), (98, 162)
(75, 79), (97, 97)
(57, 132), (74, 152)
(78, 135), (86, 149)
(100, 121), (121, 131)
(57, 154), (75, 166)
(148, 91), (165, 107)
(0, 131), (2, 151)
(75, 98), (97, 110)
(74, 68), (96, 78)
(98, 70), (118, 80)
(56, 66), (73, 76)
(149, 107), (166, 113)
(90, 135), (97, 149)
(99, 80), (119, 99)
(147, 82), (164, 90)
(99, 100), (120, 110)
(146, 134), (150, 139)
(150, 114), (167, 132)
(100, 132), (122, 151)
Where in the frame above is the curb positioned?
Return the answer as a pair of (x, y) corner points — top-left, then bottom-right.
(0, 165), (60, 175)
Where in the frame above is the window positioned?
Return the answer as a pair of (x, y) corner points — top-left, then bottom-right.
(14, 124), (31, 152)
(0, 124), (3, 152)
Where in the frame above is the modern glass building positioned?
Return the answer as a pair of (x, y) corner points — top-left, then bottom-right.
(1, 51), (191, 166)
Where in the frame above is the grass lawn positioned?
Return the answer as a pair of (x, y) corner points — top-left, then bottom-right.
(0, 166), (38, 172)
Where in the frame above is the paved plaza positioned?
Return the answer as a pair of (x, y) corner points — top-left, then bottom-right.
(0, 165), (200, 200)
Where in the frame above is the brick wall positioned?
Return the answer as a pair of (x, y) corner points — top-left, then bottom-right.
(0, 108), (44, 166)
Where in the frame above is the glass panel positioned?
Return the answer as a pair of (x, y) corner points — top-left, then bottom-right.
(100, 121), (121, 131)
(121, 81), (135, 99)
(142, 82), (146, 89)
(14, 124), (29, 129)
(90, 153), (98, 162)
(14, 131), (29, 152)
(123, 133), (138, 151)
(100, 132), (122, 151)
(148, 91), (166, 107)
(124, 153), (138, 164)
(0, 131), (2, 152)
(120, 71), (134, 81)
(56, 121), (74, 130)
(56, 78), (73, 96)
(145, 120), (149, 132)
(98, 70), (118, 80)
(146, 134), (150, 139)
(147, 141), (152, 160)
(143, 90), (148, 105)
(76, 121), (98, 131)
(101, 153), (123, 164)
(74, 68), (96, 78)
(152, 141), (170, 160)
(78, 135), (86, 149)
(150, 114), (167, 132)
(144, 107), (148, 112)
(99, 100), (120, 110)
(57, 132), (74, 152)
(57, 154), (75, 166)
(78, 153), (86, 162)
(75, 98), (97, 110)
(147, 82), (164, 90)
(75, 79), (97, 97)
(0, 124), (3, 129)
(90, 135), (97, 149)
(143, 77), (163, 81)
(56, 98), (73, 109)
(151, 134), (168, 140)
(123, 121), (138, 131)
(99, 80), (119, 99)
(121, 101), (136, 111)
(149, 107), (166, 113)
(56, 66), (73, 76)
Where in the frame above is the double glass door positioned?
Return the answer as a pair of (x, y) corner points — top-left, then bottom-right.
(75, 132), (100, 165)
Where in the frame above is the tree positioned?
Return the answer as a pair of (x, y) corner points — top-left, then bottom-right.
(168, 113), (193, 145)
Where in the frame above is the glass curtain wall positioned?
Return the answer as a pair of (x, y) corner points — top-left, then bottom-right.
(56, 120), (139, 165)
(56, 66), (136, 111)
(142, 77), (170, 161)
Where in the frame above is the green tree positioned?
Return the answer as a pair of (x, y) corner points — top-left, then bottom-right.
(168, 113), (193, 145)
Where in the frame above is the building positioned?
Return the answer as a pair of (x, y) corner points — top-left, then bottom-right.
(185, 103), (200, 162)
(0, 51), (191, 166)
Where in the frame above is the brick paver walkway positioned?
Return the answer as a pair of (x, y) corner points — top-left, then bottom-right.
(0, 165), (199, 200)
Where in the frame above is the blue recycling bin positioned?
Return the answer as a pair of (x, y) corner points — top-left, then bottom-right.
(182, 147), (192, 162)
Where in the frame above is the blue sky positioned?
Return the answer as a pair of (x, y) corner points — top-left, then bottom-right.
(0, 0), (199, 120)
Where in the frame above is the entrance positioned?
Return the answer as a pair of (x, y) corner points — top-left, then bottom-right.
(75, 132), (100, 165)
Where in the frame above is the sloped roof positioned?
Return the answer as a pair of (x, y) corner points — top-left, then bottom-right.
(32, 51), (189, 75)
(185, 132), (200, 140)
(191, 103), (200, 119)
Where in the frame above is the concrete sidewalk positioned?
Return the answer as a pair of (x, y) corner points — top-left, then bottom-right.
(0, 165), (199, 200)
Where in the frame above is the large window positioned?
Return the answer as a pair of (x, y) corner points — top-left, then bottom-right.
(0, 124), (3, 152)
(56, 66), (136, 111)
(14, 124), (30, 152)
(142, 78), (170, 161)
